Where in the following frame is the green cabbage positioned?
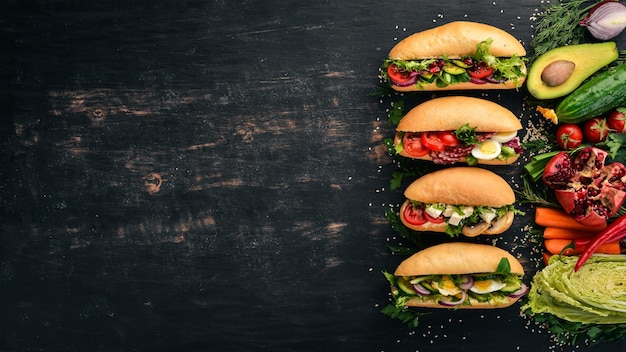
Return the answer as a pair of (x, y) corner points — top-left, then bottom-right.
(523, 254), (626, 324)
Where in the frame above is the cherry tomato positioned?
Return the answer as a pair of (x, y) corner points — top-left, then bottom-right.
(607, 108), (626, 133)
(402, 132), (429, 157)
(437, 131), (459, 147)
(420, 132), (446, 151)
(555, 123), (583, 150)
(424, 212), (445, 224)
(468, 63), (494, 79)
(583, 117), (610, 143)
(387, 64), (414, 85)
(402, 203), (427, 226)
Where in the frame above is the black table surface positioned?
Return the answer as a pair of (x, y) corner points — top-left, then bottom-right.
(2, 0), (626, 351)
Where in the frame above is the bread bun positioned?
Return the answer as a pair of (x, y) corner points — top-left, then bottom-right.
(388, 21), (526, 60)
(393, 149), (520, 165)
(389, 75), (526, 92)
(404, 167), (515, 206)
(394, 242), (525, 276)
(402, 295), (519, 309)
(396, 96), (522, 133)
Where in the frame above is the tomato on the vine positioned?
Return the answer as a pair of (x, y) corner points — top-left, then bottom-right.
(556, 123), (583, 150)
(402, 132), (429, 157)
(583, 117), (610, 143)
(402, 203), (427, 225)
(607, 108), (626, 133)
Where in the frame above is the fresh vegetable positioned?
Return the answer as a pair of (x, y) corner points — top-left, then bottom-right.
(555, 123), (583, 150)
(543, 238), (620, 255)
(523, 255), (626, 345)
(582, 117), (610, 142)
(607, 107), (626, 132)
(534, 207), (607, 231)
(542, 147), (626, 227)
(529, 0), (600, 60)
(580, 0), (626, 40)
(537, 62), (626, 124)
(543, 227), (597, 239)
(575, 213), (626, 271)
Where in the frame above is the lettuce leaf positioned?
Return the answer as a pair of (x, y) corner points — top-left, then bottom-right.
(523, 255), (626, 325)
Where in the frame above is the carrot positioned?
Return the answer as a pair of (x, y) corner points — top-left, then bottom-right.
(543, 227), (597, 240)
(534, 207), (607, 232)
(544, 238), (621, 255)
(542, 252), (552, 266)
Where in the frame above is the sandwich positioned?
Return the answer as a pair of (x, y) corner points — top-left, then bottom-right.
(384, 242), (527, 309)
(399, 167), (517, 237)
(381, 21), (527, 91)
(393, 96), (523, 165)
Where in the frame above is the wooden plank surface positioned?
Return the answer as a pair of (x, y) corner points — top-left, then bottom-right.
(1, 0), (625, 351)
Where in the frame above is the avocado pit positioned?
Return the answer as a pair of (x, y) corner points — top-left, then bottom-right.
(541, 60), (576, 87)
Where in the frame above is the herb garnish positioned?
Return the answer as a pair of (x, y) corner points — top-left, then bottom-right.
(530, 0), (601, 61)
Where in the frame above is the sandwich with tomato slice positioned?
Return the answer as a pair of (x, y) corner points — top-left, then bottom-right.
(384, 242), (528, 309)
(393, 96), (523, 165)
(381, 21), (527, 91)
(399, 167), (518, 237)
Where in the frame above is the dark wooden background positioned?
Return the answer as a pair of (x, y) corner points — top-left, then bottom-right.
(1, 0), (625, 351)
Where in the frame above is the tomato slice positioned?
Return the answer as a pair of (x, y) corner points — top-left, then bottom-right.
(468, 64), (494, 79)
(403, 203), (428, 225)
(424, 212), (445, 224)
(402, 132), (429, 157)
(437, 131), (459, 147)
(387, 64), (414, 84)
(420, 132), (446, 152)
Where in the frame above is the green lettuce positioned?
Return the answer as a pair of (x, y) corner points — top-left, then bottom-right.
(523, 255), (626, 325)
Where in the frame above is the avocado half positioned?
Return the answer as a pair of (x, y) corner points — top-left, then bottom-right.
(527, 42), (618, 100)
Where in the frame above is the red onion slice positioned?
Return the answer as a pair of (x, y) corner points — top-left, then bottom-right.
(438, 290), (467, 307)
(390, 73), (419, 87)
(469, 77), (487, 84)
(508, 283), (529, 298)
(458, 275), (474, 290)
(412, 283), (431, 295)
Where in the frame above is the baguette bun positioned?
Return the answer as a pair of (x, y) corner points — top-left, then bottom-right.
(404, 167), (515, 206)
(400, 295), (519, 309)
(394, 242), (524, 277)
(393, 242), (525, 309)
(390, 78), (525, 92)
(389, 21), (527, 60)
(394, 96), (522, 165)
(387, 21), (527, 91)
(396, 96), (522, 133)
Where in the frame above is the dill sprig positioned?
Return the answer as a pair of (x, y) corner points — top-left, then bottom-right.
(530, 0), (600, 61)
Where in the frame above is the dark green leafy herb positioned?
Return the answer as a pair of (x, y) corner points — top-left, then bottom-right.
(381, 303), (427, 329)
(384, 206), (425, 254)
(525, 309), (626, 346)
(495, 258), (511, 274)
(530, 0), (599, 61)
(600, 132), (626, 161)
(388, 99), (405, 125)
(454, 124), (479, 145)
(515, 175), (559, 207)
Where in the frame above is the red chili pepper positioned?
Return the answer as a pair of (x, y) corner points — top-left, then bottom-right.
(574, 214), (626, 271)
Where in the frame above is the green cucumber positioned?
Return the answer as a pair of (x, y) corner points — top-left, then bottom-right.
(555, 63), (626, 124)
